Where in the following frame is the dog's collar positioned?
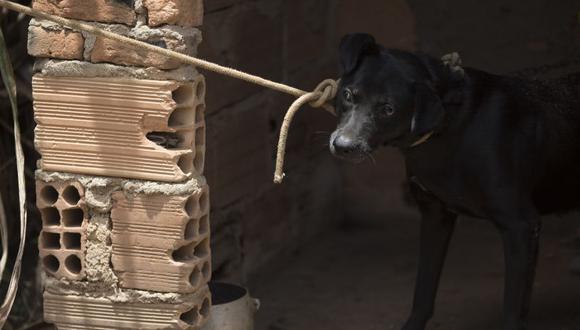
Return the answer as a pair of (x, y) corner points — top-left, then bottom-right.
(410, 131), (434, 148)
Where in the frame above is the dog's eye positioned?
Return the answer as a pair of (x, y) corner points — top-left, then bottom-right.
(343, 89), (353, 103)
(384, 104), (395, 116)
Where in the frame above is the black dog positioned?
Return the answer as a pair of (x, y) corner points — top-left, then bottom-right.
(330, 33), (580, 330)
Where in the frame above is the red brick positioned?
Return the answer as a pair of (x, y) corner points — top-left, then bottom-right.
(143, 0), (204, 27)
(28, 24), (84, 60)
(88, 25), (200, 70)
(32, 0), (136, 26)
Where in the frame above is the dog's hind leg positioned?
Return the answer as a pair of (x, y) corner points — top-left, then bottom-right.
(493, 208), (541, 330)
(402, 185), (457, 330)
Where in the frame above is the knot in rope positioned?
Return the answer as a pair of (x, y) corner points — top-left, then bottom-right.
(308, 79), (339, 111)
(274, 79), (339, 184)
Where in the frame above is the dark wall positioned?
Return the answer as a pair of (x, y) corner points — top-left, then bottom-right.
(201, 0), (343, 281)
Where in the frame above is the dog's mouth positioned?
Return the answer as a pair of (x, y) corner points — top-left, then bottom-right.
(328, 140), (373, 164)
(329, 130), (375, 163)
(330, 149), (368, 163)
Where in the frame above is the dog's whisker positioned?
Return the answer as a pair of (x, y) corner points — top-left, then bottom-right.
(311, 132), (331, 137)
(366, 153), (376, 165)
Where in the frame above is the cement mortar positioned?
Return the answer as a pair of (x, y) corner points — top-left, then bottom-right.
(36, 170), (205, 212)
(33, 58), (199, 81)
(29, 18), (74, 32)
(85, 213), (117, 285)
(134, 0), (148, 26)
(44, 277), (203, 304)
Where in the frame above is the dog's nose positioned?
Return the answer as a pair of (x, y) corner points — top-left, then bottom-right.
(332, 134), (356, 154)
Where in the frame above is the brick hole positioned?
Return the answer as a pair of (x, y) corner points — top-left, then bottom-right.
(184, 218), (197, 240)
(41, 207), (61, 226)
(43, 255), (60, 273)
(168, 107), (195, 128)
(199, 215), (209, 235)
(177, 153), (194, 175)
(200, 298), (210, 318)
(195, 78), (205, 101)
(63, 233), (81, 250)
(172, 242), (195, 262)
(195, 103), (205, 124)
(188, 267), (201, 288)
(172, 84), (194, 106)
(179, 307), (199, 326)
(184, 195), (198, 217)
(199, 191), (209, 213)
(62, 208), (84, 227)
(40, 232), (61, 249)
(40, 185), (59, 205)
(64, 254), (82, 274)
(194, 238), (210, 259)
(146, 131), (182, 149)
(62, 185), (81, 205)
(201, 261), (211, 280)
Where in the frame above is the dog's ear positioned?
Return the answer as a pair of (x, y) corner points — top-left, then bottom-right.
(411, 83), (445, 136)
(339, 33), (378, 75)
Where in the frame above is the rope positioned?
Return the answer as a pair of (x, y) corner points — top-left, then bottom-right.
(0, 0), (338, 183)
(0, 21), (27, 327)
(274, 79), (337, 183)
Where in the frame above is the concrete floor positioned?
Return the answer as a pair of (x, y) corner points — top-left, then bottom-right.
(249, 213), (580, 330)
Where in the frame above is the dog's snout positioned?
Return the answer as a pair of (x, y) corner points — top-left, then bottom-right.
(332, 134), (356, 154)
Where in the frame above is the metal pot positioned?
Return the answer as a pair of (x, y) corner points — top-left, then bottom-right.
(201, 282), (259, 330)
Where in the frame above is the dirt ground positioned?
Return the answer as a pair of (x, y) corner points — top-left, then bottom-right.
(249, 212), (580, 330)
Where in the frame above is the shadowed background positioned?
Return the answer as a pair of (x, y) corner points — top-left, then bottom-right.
(0, 0), (579, 329)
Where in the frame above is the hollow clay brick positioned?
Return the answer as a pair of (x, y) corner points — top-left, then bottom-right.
(111, 185), (211, 292)
(143, 0), (204, 27)
(33, 75), (206, 182)
(44, 286), (211, 329)
(32, 0), (137, 26)
(28, 25), (84, 60)
(36, 179), (87, 280)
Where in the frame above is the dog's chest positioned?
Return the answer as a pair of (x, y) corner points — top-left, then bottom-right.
(409, 171), (486, 218)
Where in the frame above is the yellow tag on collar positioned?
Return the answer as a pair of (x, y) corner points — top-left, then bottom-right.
(410, 131), (434, 148)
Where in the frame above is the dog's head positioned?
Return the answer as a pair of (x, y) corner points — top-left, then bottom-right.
(330, 33), (462, 161)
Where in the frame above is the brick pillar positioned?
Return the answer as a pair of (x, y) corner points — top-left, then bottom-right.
(28, 1), (211, 329)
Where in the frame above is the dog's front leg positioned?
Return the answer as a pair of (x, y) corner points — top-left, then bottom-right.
(495, 211), (541, 330)
(402, 186), (457, 330)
